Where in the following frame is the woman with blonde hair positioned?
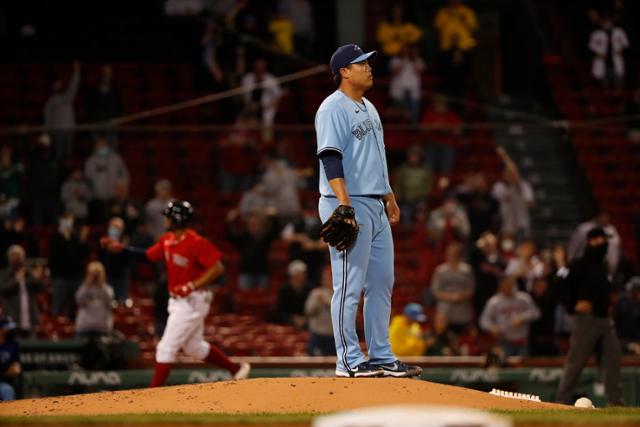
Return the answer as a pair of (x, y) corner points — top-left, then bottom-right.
(75, 261), (114, 339)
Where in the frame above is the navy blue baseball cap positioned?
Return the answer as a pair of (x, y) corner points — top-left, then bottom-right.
(330, 44), (377, 76)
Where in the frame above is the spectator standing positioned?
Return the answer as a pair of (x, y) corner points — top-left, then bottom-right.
(388, 45), (425, 123)
(588, 14), (629, 89)
(238, 183), (271, 217)
(554, 228), (622, 406)
(614, 277), (640, 354)
(44, 61), (81, 159)
(85, 137), (129, 223)
(225, 209), (280, 289)
(26, 134), (60, 225)
(279, 0), (314, 57)
(480, 275), (540, 357)
(107, 180), (143, 235)
(241, 59), (283, 142)
(75, 261), (114, 339)
(376, 5), (423, 57)
(262, 156), (302, 222)
(394, 145), (433, 224)
(430, 242), (475, 333)
(274, 260), (311, 329)
(0, 245), (46, 338)
(0, 316), (20, 401)
(456, 172), (500, 241)
(424, 311), (460, 356)
(305, 266), (334, 356)
(49, 213), (90, 317)
(60, 169), (92, 224)
(567, 211), (621, 274)
(145, 179), (174, 240)
(99, 217), (130, 303)
(218, 115), (260, 193)
(268, 5), (294, 56)
(469, 231), (506, 320)
(389, 303), (428, 357)
(492, 147), (535, 239)
(505, 240), (545, 292)
(0, 146), (24, 220)
(85, 65), (123, 147)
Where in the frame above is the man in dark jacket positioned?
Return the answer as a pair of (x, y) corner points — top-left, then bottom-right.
(49, 213), (90, 317)
(554, 227), (622, 406)
(0, 245), (46, 338)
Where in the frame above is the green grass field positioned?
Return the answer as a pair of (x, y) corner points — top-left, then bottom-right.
(0, 408), (639, 426)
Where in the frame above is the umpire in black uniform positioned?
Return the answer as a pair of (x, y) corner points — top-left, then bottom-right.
(555, 227), (622, 405)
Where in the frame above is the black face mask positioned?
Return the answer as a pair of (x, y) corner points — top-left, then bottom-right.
(585, 242), (608, 261)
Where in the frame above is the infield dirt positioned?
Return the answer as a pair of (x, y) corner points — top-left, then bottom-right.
(0, 377), (566, 416)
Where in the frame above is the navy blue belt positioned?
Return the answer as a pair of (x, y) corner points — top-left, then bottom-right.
(322, 194), (383, 200)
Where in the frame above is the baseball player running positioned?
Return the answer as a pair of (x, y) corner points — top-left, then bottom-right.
(102, 200), (250, 386)
(315, 44), (422, 378)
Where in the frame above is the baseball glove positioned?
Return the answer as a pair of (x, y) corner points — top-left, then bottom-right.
(319, 205), (359, 251)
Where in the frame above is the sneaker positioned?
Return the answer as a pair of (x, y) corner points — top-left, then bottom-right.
(373, 360), (422, 378)
(335, 361), (384, 378)
(233, 362), (251, 380)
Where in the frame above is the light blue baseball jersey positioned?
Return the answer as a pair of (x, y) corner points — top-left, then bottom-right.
(315, 90), (392, 196)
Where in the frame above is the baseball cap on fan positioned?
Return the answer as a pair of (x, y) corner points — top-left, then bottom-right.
(330, 44), (377, 75)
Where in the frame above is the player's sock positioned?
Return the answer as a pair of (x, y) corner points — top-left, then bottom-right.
(149, 362), (172, 387)
(205, 343), (240, 374)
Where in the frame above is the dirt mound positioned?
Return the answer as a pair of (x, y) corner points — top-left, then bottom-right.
(0, 378), (565, 416)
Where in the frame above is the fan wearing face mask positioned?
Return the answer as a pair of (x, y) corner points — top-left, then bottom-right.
(554, 227), (623, 406)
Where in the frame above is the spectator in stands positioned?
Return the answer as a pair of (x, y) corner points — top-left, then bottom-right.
(0, 219), (30, 269)
(85, 65), (123, 147)
(427, 195), (470, 242)
(588, 13), (629, 90)
(0, 315), (19, 401)
(99, 217), (130, 303)
(505, 239), (545, 292)
(430, 242), (475, 334)
(60, 169), (92, 224)
(614, 277), (640, 355)
(44, 61), (81, 159)
(26, 134), (59, 225)
(201, 20), (225, 85)
(275, 260), (311, 329)
(389, 303), (428, 357)
(469, 231), (506, 321)
(85, 137), (129, 223)
(394, 145), (433, 224)
(424, 311), (460, 356)
(107, 180), (143, 235)
(376, 5), (423, 57)
(421, 96), (463, 175)
(225, 208), (280, 289)
(434, 1), (477, 97)
(49, 213), (90, 317)
(242, 58), (283, 142)
(554, 227), (622, 406)
(388, 45), (425, 123)
(492, 147), (535, 239)
(0, 245), (45, 338)
(218, 114), (260, 193)
(268, 4), (294, 56)
(262, 155), (302, 222)
(75, 261), (114, 339)
(0, 145), (24, 220)
(480, 275), (540, 357)
(280, 0), (314, 57)
(238, 182), (272, 217)
(567, 210), (621, 274)
(625, 88), (640, 142)
(145, 179), (174, 240)
(281, 201), (327, 286)
(305, 266), (334, 356)
(456, 172), (500, 241)
(274, 260), (311, 329)
(529, 277), (558, 356)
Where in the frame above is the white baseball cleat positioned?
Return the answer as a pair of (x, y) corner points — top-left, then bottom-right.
(233, 362), (251, 380)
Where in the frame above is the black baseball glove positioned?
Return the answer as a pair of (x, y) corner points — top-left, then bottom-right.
(319, 205), (359, 251)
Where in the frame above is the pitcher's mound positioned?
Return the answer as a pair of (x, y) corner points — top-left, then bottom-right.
(0, 378), (564, 416)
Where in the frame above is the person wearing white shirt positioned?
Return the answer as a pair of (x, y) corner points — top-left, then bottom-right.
(589, 15), (629, 89)
(389, 45), (425, 123)
(242, 59), (283, 142)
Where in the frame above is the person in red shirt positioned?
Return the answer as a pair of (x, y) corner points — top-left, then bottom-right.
(102, 200), (250, 387)
(421, 96), (463, 175)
